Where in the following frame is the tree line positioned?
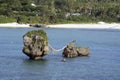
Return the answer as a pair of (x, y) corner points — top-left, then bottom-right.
(0, 0), (120, 23)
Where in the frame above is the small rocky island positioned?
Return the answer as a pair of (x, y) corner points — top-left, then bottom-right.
(22, 30), (49, 60)
(22, 30), (90, 60)
(62, 40), (89, 58)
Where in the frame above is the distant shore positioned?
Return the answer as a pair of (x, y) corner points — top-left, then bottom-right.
(0, 22), (120, 29)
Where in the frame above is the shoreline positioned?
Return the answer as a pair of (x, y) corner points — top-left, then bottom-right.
(47, 23), (120, 29)
(0, 22), (120, 30)
(0, 22), (30, 28)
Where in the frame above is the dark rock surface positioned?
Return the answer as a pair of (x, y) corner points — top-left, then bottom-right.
(62, 40), (89, 58)
(23, 30), (49, 60)
(29, 24), (46, 28)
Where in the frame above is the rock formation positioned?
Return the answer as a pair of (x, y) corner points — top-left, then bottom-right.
(29, 24), (46, 28)
(23, 30), (49, 60)
(62, 40), (89, 58)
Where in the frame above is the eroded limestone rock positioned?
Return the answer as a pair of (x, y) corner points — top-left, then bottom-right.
(23, 30), (49, 60)
(62, 40), (90, 58)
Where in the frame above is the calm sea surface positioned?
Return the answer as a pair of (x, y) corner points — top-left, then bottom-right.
(0, 28), (120, 80)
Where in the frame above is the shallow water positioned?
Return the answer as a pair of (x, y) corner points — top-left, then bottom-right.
(0, 28), (120, 80)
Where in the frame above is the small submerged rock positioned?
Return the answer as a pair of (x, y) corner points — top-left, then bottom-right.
(22, 30), (49, 60)
(62, 40), (90, 58)
(61, 58), (66, 62)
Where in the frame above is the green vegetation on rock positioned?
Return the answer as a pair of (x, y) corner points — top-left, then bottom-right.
(25, 30), (48, 46)
(25, 30), (48, 41)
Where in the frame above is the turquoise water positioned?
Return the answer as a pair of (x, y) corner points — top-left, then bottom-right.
(0, 28), (120, 80)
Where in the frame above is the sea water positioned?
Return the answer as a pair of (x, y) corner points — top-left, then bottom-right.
(0, 28), (120, 80)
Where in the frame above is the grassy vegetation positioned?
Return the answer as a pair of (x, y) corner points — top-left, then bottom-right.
(25, 30), (47, 39)
(0, 15), (16, 23)
(0, 0), (120, 24)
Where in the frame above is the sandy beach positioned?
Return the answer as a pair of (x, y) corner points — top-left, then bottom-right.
(47, 23), (120, 29)
(0, 22), (120, 29)
(0, 22), (30, 28)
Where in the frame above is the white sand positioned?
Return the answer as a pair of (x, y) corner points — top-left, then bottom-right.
(0, 22), (120, 29)
(47, 23), (120, 29)
(0, 22), (30, 28)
